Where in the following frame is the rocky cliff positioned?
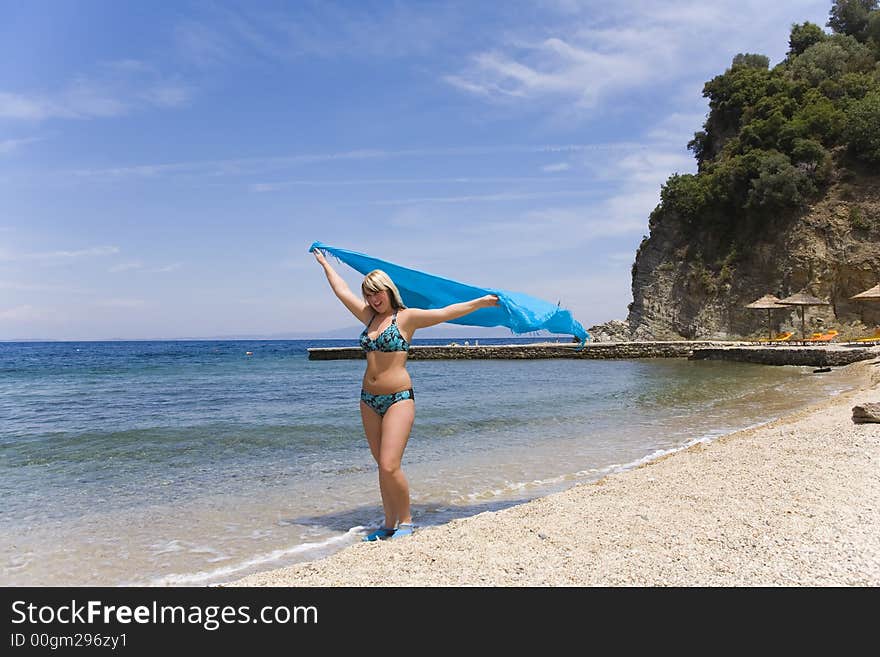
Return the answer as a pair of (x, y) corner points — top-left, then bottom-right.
(628, 164), (880, 340)
(625, 9), (880, 341)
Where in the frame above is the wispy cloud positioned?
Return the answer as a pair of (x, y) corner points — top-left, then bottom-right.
(397, 150), (672, 261)
(0, 137), (43, 155)
(371, 189), (601, 206)
(542, 162), (570, 172)
(109, 262), (144, 273)
(139, 83), (192, 109)
(173, 3), (460, 67)
(93, 298), (146, 309)
(0, 305), (49, 321)
(72, 143), (642, 181)
(36, 246), (120, 259)
(444, 34), (675, 110)
(603, 149), (694, 185)
(444, 0), (829, 114)
(72, 149), (391, 179)
(456, 201), (648, 254)
(581, 140), (695, 187)
(0, 87), (120, 121)
(0, 245), (120, 262)
(0, 60), (192, 121)
(150, 263), (181, 273)
(0, 281), (84, 292)
(529, 268), (636, 326)
(0, 93), (64, 121)
(109, 261), (180, 273)
(251, 175), (577, 192)
(646, 106), (708, 146)
(606, 251), (640, 265)
(174, 20), (237, 68)
(376, 194), (652, 264)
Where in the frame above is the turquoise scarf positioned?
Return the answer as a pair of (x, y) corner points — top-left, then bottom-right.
(310, 241), (589, 347)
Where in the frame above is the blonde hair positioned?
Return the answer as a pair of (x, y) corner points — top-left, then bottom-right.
(361, 269), (406, 309)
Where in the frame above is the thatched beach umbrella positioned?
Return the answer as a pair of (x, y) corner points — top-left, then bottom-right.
(745, 294), (787, 340)
(850, 283), (880, 324)
(778, 291), (830, 341)
(850, 283), (880, 302)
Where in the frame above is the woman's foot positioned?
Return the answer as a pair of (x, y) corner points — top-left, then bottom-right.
(362, 527), (395, 542)
(391, 522), (415, 539)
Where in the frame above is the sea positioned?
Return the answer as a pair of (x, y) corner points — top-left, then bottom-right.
(0, 338), (858, 586)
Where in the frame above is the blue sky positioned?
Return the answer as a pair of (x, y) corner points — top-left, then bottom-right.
(0, 0), (832, 340)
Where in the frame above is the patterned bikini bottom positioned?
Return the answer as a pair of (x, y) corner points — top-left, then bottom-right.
(360, 388), (415, 417)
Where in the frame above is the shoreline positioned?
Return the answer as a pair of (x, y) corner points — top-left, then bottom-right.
(227, 357), (880, 586)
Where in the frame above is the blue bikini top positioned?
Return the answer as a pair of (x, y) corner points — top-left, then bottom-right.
(360, 312), (410, 353)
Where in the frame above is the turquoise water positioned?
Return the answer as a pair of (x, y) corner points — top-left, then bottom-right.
(0, 339), (857, 585)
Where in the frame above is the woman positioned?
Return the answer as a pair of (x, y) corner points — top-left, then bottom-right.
(313, 248), (499, 540)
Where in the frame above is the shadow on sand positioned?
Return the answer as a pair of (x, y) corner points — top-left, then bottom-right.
(278, 496), (536, 534)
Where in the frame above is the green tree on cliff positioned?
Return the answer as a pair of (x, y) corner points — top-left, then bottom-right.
(845, 90), (880, 162)
(827, 0), (879, 40)
(788, 22), (827, 56)
(651, 0), (880, 274)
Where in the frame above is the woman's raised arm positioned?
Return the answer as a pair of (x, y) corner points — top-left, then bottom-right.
(313, 250), (372, 324)
(403, 295), (499, 331)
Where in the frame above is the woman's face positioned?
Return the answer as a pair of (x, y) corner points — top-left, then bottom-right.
(364, 288), (389, 312)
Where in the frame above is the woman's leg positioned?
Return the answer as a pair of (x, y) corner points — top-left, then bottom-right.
(360, 401), (393, 529)
(377, 399), (415, 526)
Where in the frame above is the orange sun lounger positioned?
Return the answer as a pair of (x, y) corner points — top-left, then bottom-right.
(804, 329), (839, 343)
(852, 329), (880, 343)
(755, 331), (793, 343)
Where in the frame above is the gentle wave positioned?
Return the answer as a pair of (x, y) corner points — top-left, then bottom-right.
(452, 423), (761, 505)
(133, 527), (366, 587)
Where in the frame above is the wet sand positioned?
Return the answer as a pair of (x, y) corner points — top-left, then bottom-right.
(227, 358), (880, 587)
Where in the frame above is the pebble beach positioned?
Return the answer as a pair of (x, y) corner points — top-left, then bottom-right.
(228, 357), (880, 587)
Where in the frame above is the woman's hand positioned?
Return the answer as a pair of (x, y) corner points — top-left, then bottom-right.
(313, 249), (328, 267)
(481, 294), (500, 307)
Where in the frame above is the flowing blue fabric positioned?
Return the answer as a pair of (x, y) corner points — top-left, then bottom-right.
(310, 241), (589, 347)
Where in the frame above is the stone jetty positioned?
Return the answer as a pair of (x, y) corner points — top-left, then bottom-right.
(690, 344), (880, 367)
(308, 341), (879, 366)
